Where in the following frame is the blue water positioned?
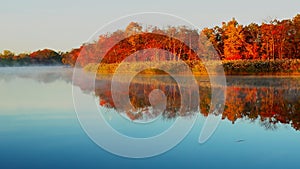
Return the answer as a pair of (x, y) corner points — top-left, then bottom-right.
(0, 67), (299, 169)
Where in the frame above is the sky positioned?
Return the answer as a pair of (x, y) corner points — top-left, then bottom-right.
(0, 0), (299, 53)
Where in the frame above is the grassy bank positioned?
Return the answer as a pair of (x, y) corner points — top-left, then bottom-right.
(222, 59), (300, 75)
(84, 59), (300, 75)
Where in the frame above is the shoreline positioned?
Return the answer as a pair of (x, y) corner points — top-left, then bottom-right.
(2, 59), (300, 76)
(83, 59), (300, 76)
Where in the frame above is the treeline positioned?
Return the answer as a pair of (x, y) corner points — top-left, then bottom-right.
(203, 15), (300, 60)
(63, 14), (300, 66)
(0, 49), (63, 66)
(1, 14), (300, 67)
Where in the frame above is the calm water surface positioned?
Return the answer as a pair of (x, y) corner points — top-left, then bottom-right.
(0, 67), (300, 169)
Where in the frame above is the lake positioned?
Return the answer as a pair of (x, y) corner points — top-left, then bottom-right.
(1, 66), (300, 169)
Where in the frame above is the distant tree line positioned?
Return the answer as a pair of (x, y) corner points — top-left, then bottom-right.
(1, 14), (300, 67)
(0, 49), (63, 66)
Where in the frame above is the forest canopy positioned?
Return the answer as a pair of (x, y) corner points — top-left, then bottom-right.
(1, 14), (300, 71)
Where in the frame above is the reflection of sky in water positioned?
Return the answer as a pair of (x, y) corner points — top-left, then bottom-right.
(100, 105), (176, 138)
(1, 67), (300, 169)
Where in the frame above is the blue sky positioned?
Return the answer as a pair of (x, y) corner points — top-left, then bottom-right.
(1, 0), (299, 53)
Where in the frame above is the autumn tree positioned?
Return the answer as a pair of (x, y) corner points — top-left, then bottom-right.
(29, 49), (61, 64)
(62, 48), (81, 66)
(292, 14), (300, 58)
(222, 18), (245, 60)
(260, 22), (276, 60)
(125, 22), (142, 36)
(243, 23), (260, 59)
(1, 50), (15, 59)
(200, 26), (224, 60)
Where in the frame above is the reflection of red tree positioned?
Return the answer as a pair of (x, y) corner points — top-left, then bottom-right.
(222, 86), (300, 130)
(222, 87), (244, 123)
(95, 75), (202, 120)
(93, 76), (300, 131)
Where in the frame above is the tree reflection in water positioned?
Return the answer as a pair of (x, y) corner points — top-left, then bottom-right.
(3, 67), (300, 131)
(95, 73), (204, 121)
(95, 74), (300, 131)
